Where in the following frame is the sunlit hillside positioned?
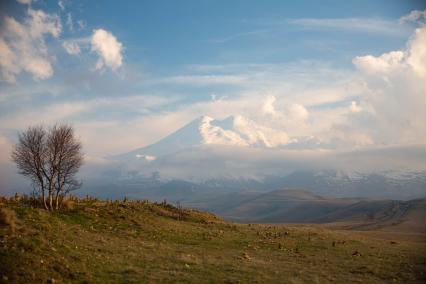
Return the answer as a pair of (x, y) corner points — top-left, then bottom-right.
(1, 197), (425, 283)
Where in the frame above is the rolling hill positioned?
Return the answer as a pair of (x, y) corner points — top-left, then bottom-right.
(0, 197), (425, 283)
(214, 189), (426, 233)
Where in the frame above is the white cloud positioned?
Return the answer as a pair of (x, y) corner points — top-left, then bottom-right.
(353, 51), (405, 75)
(233, 115), (290, 147)
(91, 29), (123, 71)
(262, 95), (277, 116)
(288, 18), (407, 36)
(407, 27), (426, 77)
(58, 0), (65, 11)
(77, 20), (86, 30)
(0, 93), (183, 156)
(75, 113), (191, 156)
(350, 25), (426, 145)
(399, 10), (426, 25)
(136, 154), (156, 161)
(0, 101), (91, 131)
(349, 101), (362, 113)
(27, 9), (61, 38)
(260, 96), (309, 133)
(0, 38), (17, 83)
(288, 103), (309, 121)
(16, 0), (32, 4)
(352, 16), (426, 78)
(353, 26), (426, 78)
(0, 9), (62, 82)
(66, 13), (73, 32)
(62, 40), (81, 55)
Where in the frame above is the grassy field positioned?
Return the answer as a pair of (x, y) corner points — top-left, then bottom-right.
(0, 197), (425, 283)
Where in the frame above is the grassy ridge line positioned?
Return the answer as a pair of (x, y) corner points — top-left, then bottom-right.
(0, 197), (425, 283)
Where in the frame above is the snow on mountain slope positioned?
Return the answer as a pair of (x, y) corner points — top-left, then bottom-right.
(199, 116), (248, 146)
(202, 115), (291, 147)
(231, 115), (290, 147)
(115, 115), (291, 161)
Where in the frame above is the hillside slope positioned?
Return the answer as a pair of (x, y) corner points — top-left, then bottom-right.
(0, 198), (425, 283)
(218, 189), (426, 231)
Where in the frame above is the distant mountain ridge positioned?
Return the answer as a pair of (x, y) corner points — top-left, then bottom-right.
(214, 189), (426, 232)
(102, 115), (426, 200)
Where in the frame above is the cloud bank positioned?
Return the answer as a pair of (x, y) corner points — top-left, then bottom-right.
(351, 25), (426, 145)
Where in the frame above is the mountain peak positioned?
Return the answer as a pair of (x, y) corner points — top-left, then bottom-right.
(199, 116), (248, 146)
(116, 115), (292, 161)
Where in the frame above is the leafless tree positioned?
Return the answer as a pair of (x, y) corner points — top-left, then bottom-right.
(11, 126), (48, 209)
(11, 124), (83, 210)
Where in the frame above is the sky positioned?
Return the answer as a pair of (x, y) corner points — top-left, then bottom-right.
(1, 0), (426, 190)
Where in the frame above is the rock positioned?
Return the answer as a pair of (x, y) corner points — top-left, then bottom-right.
(352, 250), (361, 257)
(242, 252), (251, 260)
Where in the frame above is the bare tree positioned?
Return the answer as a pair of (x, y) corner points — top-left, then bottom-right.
(49, 125), (83, 209)
(11, 126), (49, 209)
(11, 124), (83, 210)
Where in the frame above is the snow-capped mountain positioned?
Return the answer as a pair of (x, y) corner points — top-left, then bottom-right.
(115, 115), (291, 161)
(100, 115), (426, 200)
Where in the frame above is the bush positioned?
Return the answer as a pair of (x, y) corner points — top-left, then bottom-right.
(0, 208), (17, 232)
(62, 199), (75, 210)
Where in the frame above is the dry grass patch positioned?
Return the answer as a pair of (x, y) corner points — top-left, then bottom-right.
(0, 197), (425, 283)
(0, 208), (17, 232)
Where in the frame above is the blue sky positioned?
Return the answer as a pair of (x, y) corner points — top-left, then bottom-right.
(0, 0), (426, 169)
(23, 0), (422, 70)
(67, 0), (421, 70)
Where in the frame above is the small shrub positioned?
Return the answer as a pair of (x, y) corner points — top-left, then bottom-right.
(0, 208), (17, 232)
(14, 193), (22, 202)
(62, 199), (75, 210)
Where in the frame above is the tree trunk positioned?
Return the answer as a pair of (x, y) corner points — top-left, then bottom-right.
(55, 192), (59, 209)
(49, 192), (53, 210)
(41, 187), (48, 210)
(49, 177), (54, 210)
(37, 174), (48, 210)
(54, 185), (61, 209)
(55, 174), (62, 209)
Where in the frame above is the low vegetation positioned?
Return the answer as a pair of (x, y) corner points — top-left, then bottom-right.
(0, 196), (425, 283)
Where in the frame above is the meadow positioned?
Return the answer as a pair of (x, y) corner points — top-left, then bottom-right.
(0, 197), (425, 283)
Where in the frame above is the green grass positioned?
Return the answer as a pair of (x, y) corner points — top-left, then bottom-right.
(0, 198), (425, 283)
